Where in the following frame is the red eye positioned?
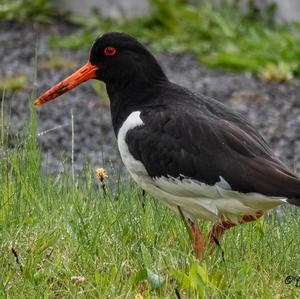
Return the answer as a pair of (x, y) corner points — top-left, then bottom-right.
(104, 47), (116, 56)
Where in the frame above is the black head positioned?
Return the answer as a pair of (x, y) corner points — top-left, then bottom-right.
(90, 32), (166, 86)
(34, 32), (167, 106)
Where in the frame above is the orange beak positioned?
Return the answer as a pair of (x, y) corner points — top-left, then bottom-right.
(34, 61), (98, 107)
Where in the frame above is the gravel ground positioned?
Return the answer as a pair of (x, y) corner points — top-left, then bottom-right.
(1, 21), (300, 178)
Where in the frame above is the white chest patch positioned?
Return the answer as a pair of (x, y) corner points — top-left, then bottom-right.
(117, 112), (286, 223)
(117, 111), (148, 177)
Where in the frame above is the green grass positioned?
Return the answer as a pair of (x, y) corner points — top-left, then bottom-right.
(0, 0), (58, 23)
(0, 75), (27, 92)
(48, 0), (300, 80)
(0, 96), (300, 298)
(1, 95), (300, 298)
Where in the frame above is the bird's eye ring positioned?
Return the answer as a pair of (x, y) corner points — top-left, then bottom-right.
(104, 47), (116, 56)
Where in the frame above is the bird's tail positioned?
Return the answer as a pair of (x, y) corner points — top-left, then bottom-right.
(287, 197), (300, 208)
(286, 174), (300, 207)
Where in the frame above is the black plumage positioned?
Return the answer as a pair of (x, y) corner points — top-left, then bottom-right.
(125, 83), (300, 200)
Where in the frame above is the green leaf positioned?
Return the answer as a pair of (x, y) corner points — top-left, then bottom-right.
(131, 268), (164, 290)
(131, 268), (148, 286)
(194, 263), (209, 285)
(140, 243), (153, 267)
(172, 269), (191, 289)
(94, 271), (100, 285)
(210, 271), (226, 290)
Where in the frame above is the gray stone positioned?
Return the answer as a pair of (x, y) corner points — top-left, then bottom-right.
(272, 0), (300, 23)
(58, 0), (150, 18)
(241, 0), (300, 23)
(213, 0), (300, 23)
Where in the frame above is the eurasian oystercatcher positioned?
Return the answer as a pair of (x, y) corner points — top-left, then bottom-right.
(35, 32), (300, 260)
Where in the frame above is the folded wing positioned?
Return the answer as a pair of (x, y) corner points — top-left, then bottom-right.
(126, 106), (300, 201)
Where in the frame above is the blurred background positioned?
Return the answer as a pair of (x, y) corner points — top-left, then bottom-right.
(1, 0), (300, 176)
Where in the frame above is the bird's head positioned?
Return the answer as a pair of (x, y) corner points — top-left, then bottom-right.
(34, 32), (166, 107)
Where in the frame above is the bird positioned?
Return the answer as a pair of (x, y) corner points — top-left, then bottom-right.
(34, 32), (300, 260)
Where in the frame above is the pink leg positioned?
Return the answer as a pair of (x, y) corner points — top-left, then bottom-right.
(189, 220), (206, 260)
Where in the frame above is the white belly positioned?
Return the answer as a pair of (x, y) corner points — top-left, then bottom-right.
(117, 111), (286, 223)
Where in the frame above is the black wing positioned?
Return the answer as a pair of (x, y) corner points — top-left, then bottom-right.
(126, 103), (300, 199)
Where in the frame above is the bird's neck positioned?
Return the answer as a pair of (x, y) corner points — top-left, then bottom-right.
(106, 76), (168, 135)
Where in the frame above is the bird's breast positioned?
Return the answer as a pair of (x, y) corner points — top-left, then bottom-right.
(117, 111), (147, 176)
